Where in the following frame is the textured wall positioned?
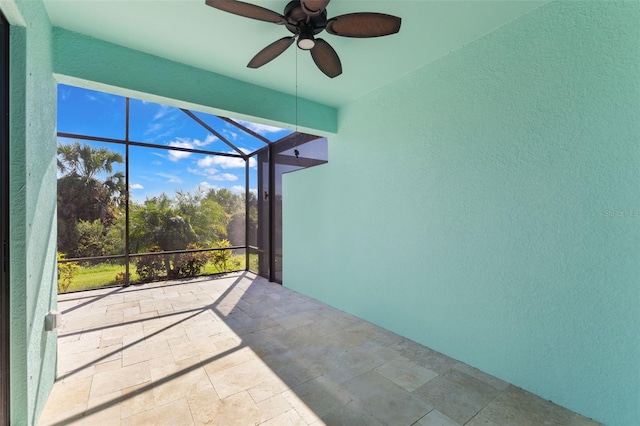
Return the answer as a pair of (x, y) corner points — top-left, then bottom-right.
(283, 2), (640, 425)
(52, 28), (336, 135)
(8, 0), (58, 424)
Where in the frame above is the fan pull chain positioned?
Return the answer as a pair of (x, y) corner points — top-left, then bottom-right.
(295, 46), (300, 158)
(295, 44), (298, 134)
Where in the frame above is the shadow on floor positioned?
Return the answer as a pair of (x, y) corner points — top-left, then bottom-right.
(39, 272), (601, 425)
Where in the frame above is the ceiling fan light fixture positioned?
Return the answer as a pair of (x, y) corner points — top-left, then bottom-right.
(297, 36), (315, 50)
(297, 27), (315, 50)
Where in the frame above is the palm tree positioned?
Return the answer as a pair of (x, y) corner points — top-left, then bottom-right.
(57, 141), (125, 204)
(57, 141), (125, 256)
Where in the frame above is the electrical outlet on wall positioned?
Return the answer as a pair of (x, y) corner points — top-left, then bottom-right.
(44, 311), (61, 332)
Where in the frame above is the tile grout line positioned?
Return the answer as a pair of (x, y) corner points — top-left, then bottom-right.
(462, 384), (507, 425)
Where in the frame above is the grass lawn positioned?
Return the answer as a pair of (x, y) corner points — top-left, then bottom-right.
(64, 262), (136, 292)
(59, 254), (255, 293)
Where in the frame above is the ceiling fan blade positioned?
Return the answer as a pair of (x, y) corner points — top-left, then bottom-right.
(310, 39), (342, 78)
(325, 12), (401, 38)
(247, 37), (295, 69)
(205, 0), (286, 24)
(301, 0), (330, 16)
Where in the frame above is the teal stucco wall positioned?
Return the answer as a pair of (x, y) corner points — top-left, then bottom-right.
(52, 28), (336, 135)
(283, 2), (640, 425)
(1, 0), (335, 423)
(6, 0), (58, 424)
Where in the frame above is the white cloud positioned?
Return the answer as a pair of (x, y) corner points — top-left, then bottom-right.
(152, 160), (162, 166)
(229, 185), (246, 194)
(168, 151), (191, 161)
(129, 183), (144, 190)
(169, 140), (194, 149)
(145, 107), (181, 140)
(187, 167), (205, 176)
(222, 129), (238, 140)
(239, 149), (258, 168)
(165, 136), (218, 161)
(235, 119), (285, 134)
(156, 172), (183, 183)
(145, 122), (165, 136)
(196, 156), (215, 167)
(85, 92), (116, 104)
(197, 181), (218, 192)
(154, 105), (172, 120)
(187, 166), (237, 182)
(211, 173), (238, 182)
(193, 134), (218, 147)
(197, 154), (255, 169)
(168, 140), (193, 161)
(215, 156), (245, 169)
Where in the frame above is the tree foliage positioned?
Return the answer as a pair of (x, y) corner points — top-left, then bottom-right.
(57, 141), (251, 285)
(57, 142), (125, 257)
(204, 188), (254, 246)
(58, 141), (124, 181)
(176, 190), (227, 247)
(57, 141), (125, 204)
(76, 219), (122, 258)
(129, 194), (196, 253)
(206, 188), (243, 215)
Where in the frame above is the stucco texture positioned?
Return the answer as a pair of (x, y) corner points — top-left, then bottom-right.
(52, 28), (336, 135)
(283, 2), (640, 425)
(8, 0), (58, 424)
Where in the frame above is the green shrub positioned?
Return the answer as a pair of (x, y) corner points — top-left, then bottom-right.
(57, 252), (79, 293)
(211, 239), (233, 272)
(135, 246), (165, 282)
(175, 244), (210, 277)
(114, 271), (128, 285)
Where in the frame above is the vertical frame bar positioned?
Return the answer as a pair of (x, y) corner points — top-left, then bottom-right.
(268, 144), (275, 282)
(256, 149), (268, 278)
(0, 10), (10, 423)
(245, 157), (249, 272)
(124, 98), (130, 285)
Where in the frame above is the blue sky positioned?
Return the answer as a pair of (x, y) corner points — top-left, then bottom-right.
(57, 84), (292, 202)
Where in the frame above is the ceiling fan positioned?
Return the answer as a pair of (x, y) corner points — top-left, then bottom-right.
(205, 0), (402, 78)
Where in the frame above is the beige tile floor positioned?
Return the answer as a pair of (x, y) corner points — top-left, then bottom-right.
(39, 272), (601, 426)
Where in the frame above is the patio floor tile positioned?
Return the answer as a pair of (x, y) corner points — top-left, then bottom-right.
(38, 272), (602, 426)
(121, 398), (194, 425)
(344, 370), (432, 425)
(412, 369), (502, 424)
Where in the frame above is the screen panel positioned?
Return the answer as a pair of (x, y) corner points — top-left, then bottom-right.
(129, 100), (231, 154)
(56, 138), (126, 261)
(58, 84), (125, 140)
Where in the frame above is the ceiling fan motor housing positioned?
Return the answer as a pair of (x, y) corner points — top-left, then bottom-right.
(284, 0), (327, 36)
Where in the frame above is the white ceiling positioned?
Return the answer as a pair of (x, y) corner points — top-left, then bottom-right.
(43, 0), (548, 108)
